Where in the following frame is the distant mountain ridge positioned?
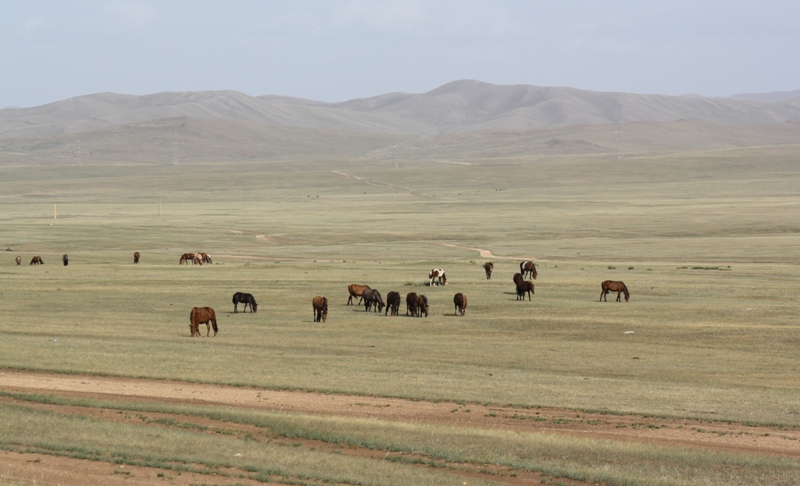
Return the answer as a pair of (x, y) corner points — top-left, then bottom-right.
(2, 80), (800, 139)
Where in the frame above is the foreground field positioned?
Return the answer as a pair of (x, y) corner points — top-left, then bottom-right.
(1, 141), (799, 484)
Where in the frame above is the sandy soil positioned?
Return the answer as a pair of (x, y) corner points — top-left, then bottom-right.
(1, 370), (799, 485)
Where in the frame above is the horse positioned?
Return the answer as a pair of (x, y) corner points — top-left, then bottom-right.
(520, 261), (537, 280)
(232, 292), (258, 313)
(133, 251), (140, 264)
(62, 254), (69, 266)
(201, 253), (212, 264)
(197, 252), (212, 264)
(406, 292), (418, 317)
(453, 293), (467, 316)
(30, 256), (43, 265)
(189, 307), (218, 337)
(429, 268), (447, 286)
(179, 253), (195, 265)
(347, 284), (371, 305)
(600, 280), (630, 302)
(312, 296), (328, 322)
(416, 294), (429, 317)
(385, 291), (401, 316)
(15, 256), (21, 265)
(513, 272), (524, 285)
(484, 262), (493, 279)
(192, 255), (203, 265)
(516, 280), (534, 301)
(363, 288), (385, 313)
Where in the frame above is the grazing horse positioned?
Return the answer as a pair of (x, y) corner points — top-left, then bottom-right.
(520, 261), (537, 280)
(453, 293), (467, 316)
(15, 256), (21, 265)
(484, 262), (493, 279)
(200, 253), (212, 264)
(192, 255), (203, 265)
(312, 296), (328, 322)
(363, 288), (385, 313)
(512, 272), (524, 285)
(232, 292), (258, 313)
(347, 284), (371, 305)
(516, 280), (534, 301)
(429, 268), (447, 286)
(600, 280), (630, 302)
(189, 307), (218, 337)
(30, 256), (43, 265)
(133, 251), (140, 264)
(62, 254), (69, 266)
(406, 292), (418, 317)
(179, 253), (195, 265)
(385, 291), (401, 316)
(416, 294), (429, 317)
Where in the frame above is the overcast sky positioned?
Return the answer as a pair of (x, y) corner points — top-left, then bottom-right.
(2, 1), (799, 109)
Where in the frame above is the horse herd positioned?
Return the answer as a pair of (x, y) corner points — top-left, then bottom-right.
(14, 252), (630, 337)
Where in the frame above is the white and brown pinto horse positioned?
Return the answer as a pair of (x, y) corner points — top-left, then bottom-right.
(520, 261), (537, 280)
(428, 268), (446, 286)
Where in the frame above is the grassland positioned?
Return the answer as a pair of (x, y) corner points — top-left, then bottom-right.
(1, 133), (799, 484)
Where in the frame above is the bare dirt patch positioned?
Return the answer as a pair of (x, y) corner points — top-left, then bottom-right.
(2, 369), (799, 485)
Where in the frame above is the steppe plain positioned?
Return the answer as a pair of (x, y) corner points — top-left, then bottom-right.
(1, 83), (800, 485)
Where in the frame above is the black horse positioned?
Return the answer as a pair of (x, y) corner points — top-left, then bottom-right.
(62, 254), (69, 266)
(363, 288), (385, 313)
(385, 291), (401, 316)
(232, 292), (258, 313)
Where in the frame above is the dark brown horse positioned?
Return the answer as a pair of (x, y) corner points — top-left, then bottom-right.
(428, 268), (447, 286)
(179, 253), (195, 265)
(516, 280), (534, 301)
(133, 251), (140, 264)
(62, 254), (69, 266)
(189, 307), (218, 337)
(406, 292), (418, 317)
(453, 293), (467, 316)
(600, 280), (630, 302)
(347, 284), (370, 305)
(484, 262), (493, 279)
(15, 255), (22, 265)
(363, 288), (385, 313)
(513, 272), (523, 285)
(312, 296), (328, 322)
(416, 294), (429, 317)
(232, 292), (257, 313)
(385, 291), (401, 316)
(30, 256), (43, 265)
(520, 261), (537, 280)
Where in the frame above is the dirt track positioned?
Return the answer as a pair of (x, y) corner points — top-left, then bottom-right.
(2, 370), (799, 485)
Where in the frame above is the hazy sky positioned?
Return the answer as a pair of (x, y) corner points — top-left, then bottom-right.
(3, 1), (799, 108)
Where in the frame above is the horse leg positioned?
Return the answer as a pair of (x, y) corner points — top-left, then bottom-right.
(616, 292), (622, 302)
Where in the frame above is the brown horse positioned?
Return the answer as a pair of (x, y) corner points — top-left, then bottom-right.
(198, 252), (212, 264)
(484, 262), (493, 279)
(312, 296), (328, 322)
(30, 256), (43, 265)
(513, 272), (523, 285)
(416, 294), (429, 317)
(15, 256), (21, 265)
(600, 280), (630, 302)
(179, 253), (195, 265)
(133, 251), (140, 264)
(385, 291), (401, 316)
(347, 284), (370, 305)
(363, 288), (385, 313)
(520, 261), (537, 280)
(453, 293), (467, 316)
(189, 307), (218, 337)
(428, 269), (447, 286)
(516, 280), (534, 301)
(62, 254), (69, 266)
(406, 292), (418, 317)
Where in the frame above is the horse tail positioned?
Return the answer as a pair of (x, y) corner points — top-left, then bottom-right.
(211, 310), (218, 334)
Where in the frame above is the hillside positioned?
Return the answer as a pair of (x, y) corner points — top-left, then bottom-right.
(2, 80), (800, 140)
